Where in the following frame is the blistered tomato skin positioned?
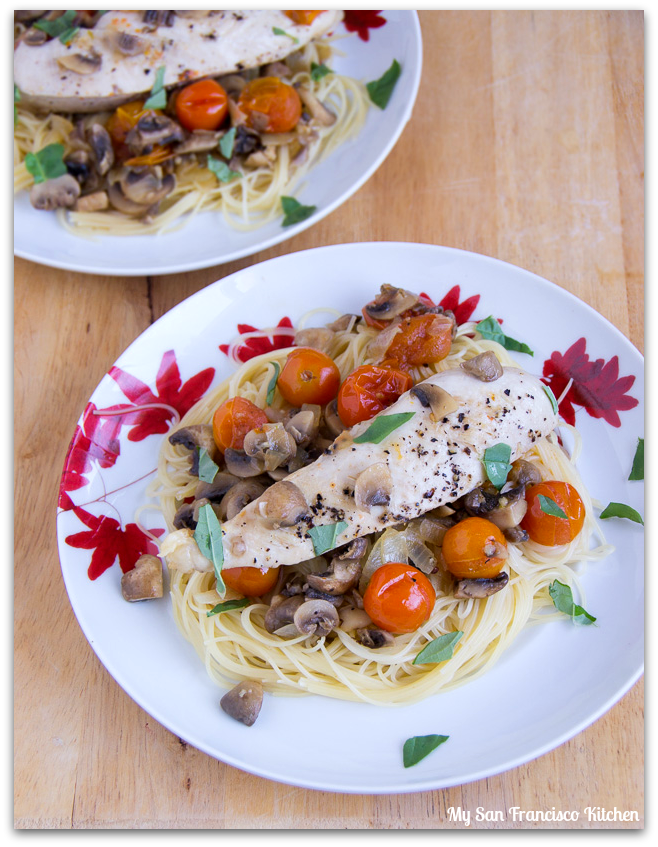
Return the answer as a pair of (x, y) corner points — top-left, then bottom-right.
(521, 480), (586, 546)
(222, 566), (280, 596)
(363, 563), (436, 634)
(386, 313), (454, 367)
(212, 397), (269, 453)
(337, 364), (413, 427)
(175, 79), (228, 131)
(442, 517), (508, 579)
(238, 77), (302, 133)
(277, 348), (341, 406)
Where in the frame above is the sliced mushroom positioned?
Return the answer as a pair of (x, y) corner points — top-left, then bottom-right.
(223, 448), (264, 478)
(356, 628), (395, 648)
(220, 680), (263, 727)
(57, 50), (102, 75)
(173, 130), (223, 155)
(453, 571), (509, 599)
(363, 284), (418, 322)
(306, 537), (367, 596)
(126, 114), (185, 153)
(172, 502), (196, 530)
(109, 30), (147, 57)
(121, 554), (163, 601)
(293, 599), (339, 637)
(168, 424), (220, 475)
(118, 168), (176, 207)
(194, 473), (242, 502)
(142, 9), (177, 30)
(263, 594), (304, 633)
(284, 407), (321, 447)
(257, 480), (308, 528)
(219, 479), (268, 521)
(354, 463), (393, 514)
(323, 399), (345, 438)
(326, 313), (356, 332)
(107, 182), (154, 217)
(293, 327), (334, 353)
(29, 174), (80, 211)
(338, 607), (372, 631)
(14, 12), (46, 24)
(74, 190), (108, 212)
(504, 526), (529, 543)
(22, 27), (48, 46)
(410, 383), (459, 420)
(233, 122), (262, 155)
(487, 490), (528, 530)
(463, 486), (500, 517)
(262, 61), (292, 78)
(86, 123), (114, 175)
(218, 74), (248, 98)
(243, 423), (296, 472)
(245, 147), (277, 169)
(460, 351), (504, 382)
(295, 84), (336, 126)
(303, 586), (343, 607)
(508, 459), (542, 489)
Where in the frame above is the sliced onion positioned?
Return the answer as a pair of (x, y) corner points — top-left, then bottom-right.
(366, 321), (402, 361)
(358, 528), (408, 594)
(339, 607), (372, 631)
(403, 527), (437, 574)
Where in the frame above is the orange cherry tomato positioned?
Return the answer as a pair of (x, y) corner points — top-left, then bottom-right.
(284, 10), (324, 25)
(363, 563), (436, 634)
(337, 364), (413, 428)
(238, 76), (302, 133)
(277, 347), (340, 406)
(386, 313), (454, 367)
(174, 78), (229, 132)
(521, 480), (586, 546)
(442, 517), (508, 579)
(212, 396), (268, 453)
(222, 565), (280, 597)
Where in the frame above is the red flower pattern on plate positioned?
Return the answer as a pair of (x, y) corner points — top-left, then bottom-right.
(343, 10), (387, 41)
(219, 317), (294, 363)
(420, 286), (481, 325)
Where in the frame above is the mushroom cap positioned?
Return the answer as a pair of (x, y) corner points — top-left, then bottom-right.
(460, 351), (504, 382)
(263, 594), (305, 633)
(121, 554), (163, 601)
(363, 284), (418, 321)
(257, 480), (308, 528)
(220, 680), (264, 727)
(29, 174), (80, 211)
(293, 598), (339, 637)
(453, 571), (509, 599)
(354, 463), (393, 513)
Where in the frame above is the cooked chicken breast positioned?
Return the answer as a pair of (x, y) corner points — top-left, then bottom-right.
(14, 10), (343, 113)
(206, 366), (558, 572)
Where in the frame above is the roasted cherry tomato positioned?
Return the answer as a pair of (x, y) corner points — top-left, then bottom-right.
(284, 10), (324, 25)
(212, 396), (268, 453)
(386, 313), (454, 367)
(337, 364), (413, 427)
(277, 347), (340, 406)
(442, 517), (508, 579)
(363, 563), (436, 634)
(174, 78), (229, 132)
(521, 480), (586, 546)
(222, 565), (280, 597)
(238, 76), (302, 133)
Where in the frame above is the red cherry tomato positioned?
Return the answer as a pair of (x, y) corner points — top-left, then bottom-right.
(284, 10), (324, 25)
(363, 563), (436, 634)
(442, 517), (508, 579)
(238, 76), (302, 133)
(212, 396), (268, 453)
(521, 480), (586, 546)
(277, 347), (340, 406)
(175, 79), (229, 132)
(337, 364), (413, 427)
(386, 313), (454, 367)
(222, 565), (280, 597)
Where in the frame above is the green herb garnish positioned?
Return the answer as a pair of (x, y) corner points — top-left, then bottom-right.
(403, 734), (449, 768)
(308, 521), (348, 556)
(599, 502), (644, 525)
(629, 438), (644, 481)
(549, 580), (596, 626)
(194, 503), (225, 595)
(310, 62), (333, 82)
(543, 384), (559, 415)
(281, 196), (317, 227)
(366, 59), (401, 109)
(353, 412), (415, 445)
(538, 494), (568, 519)
(143, 65), (167, 109)
(413, 632), (463, 665)
(475, 316), (534, 356)
(24, 143), (67, 184)
(266, 362), (281, 405)
(35, 10), (79, 43)
(208, 155), (242, 184)
(219, 126), (237, 159)
(483, 443), (512, 490)
(272, 26), (298, 44)
(206, 598), (249, 617)
(198, 447), (219, 483)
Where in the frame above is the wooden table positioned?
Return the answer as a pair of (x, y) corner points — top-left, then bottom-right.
(14, 10), (644, 829)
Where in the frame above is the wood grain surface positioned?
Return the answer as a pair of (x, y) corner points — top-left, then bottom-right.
(14, 10), (644, 829)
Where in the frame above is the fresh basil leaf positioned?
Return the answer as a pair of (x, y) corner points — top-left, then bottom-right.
(599, 502), (644, 525)
(24, 143), (67, 184)
(475, 316), (534, 356)
(194, 503), (225, 595)
(366, 59), (401, 109)
(143, 66), (167, 109)
(629, 438), (644, 481)
(549, 580), (596, 626)
(543, 384), (559, 415)
(310, 62), (333, 82)
(206, 598), (249, 617)
(266, 361), (281, 405)
(208, 155), (242, 183)
(198, 447), (219, 483)
(34, 10), (78, 42)
(403, 734), (449, 768)
(538, 494), (568, 519)
(483, 443), (512, 490)
(281, 195), (317, 227)
(219, 126), (237, 159)
(308, 521), (348, 556)
(413, 632), (463, 665)
(353, 412), (415, 445)
(272, 26), (298, 44)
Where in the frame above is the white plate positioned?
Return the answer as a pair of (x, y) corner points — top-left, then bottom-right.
(56, 243), (644, 793)
(14, 12), (421, 276)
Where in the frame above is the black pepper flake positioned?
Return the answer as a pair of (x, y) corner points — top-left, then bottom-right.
(504, 388), (511, 396)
